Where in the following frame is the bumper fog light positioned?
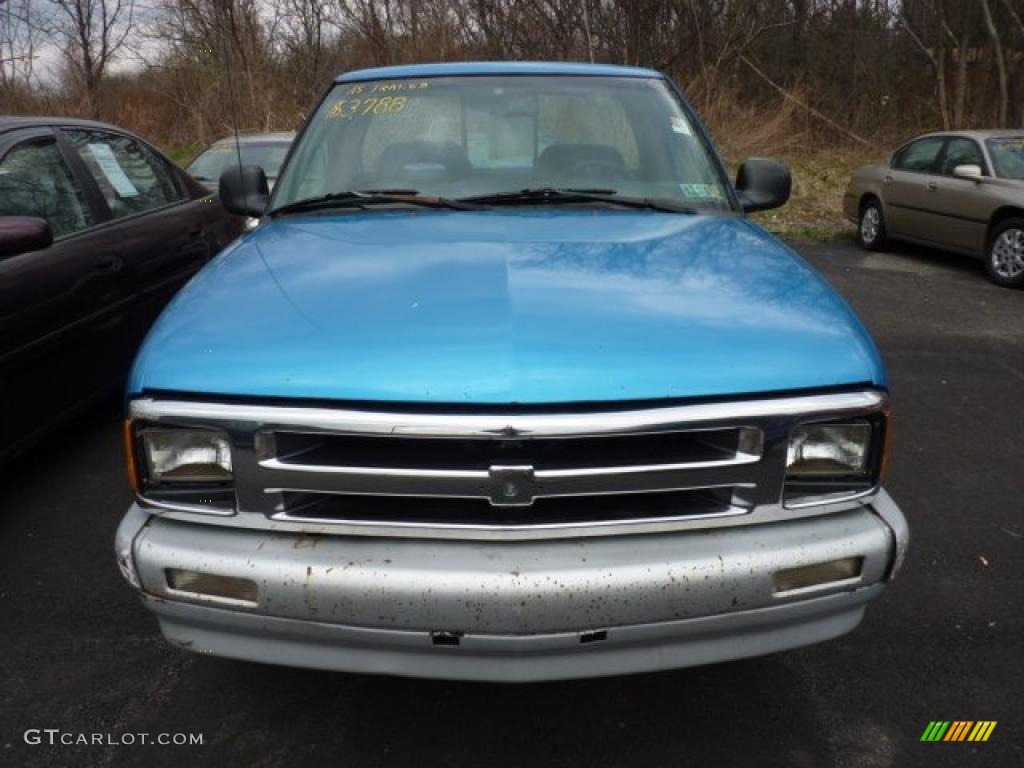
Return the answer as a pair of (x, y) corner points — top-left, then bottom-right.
(166, 569), (258, 604)
(773, 557), (863, 594)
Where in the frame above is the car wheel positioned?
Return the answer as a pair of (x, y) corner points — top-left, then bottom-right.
(858, 200), (887, 250)
(986, 218), (1024, 288)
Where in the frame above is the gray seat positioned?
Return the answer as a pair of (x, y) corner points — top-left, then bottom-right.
(377, 141), (471, 183)
(535, 144), (627, 180)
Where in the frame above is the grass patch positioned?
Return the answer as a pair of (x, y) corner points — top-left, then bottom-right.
(745, 149), (882, 240)
(163, 144), (203, 167)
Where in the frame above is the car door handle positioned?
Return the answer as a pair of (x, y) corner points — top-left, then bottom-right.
(927, 181), (939, 190)
(883, 175), (893, 185)
(95, 254), (123, 273)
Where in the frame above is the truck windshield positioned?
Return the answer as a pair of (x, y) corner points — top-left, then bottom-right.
(272, 75), (733, 212)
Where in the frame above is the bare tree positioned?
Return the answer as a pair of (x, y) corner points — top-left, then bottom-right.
(0, 0), (46, 104)
(281, 0), (330, 101)
(980, 0), (1008, 126)
(5, 0), (1024, 152)
(902, 4), (950, 129)
(49, 0), (136, 117)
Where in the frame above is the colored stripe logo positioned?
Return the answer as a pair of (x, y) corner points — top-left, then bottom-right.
(921, 721), (997, 742)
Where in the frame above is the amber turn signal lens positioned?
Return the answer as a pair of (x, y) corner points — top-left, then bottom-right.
(879, 410), (893, 483)
(123, 419), (141, 493)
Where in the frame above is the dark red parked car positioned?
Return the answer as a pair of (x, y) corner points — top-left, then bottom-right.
(0, 117), (243, 461)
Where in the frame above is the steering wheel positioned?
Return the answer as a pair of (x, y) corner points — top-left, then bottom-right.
(572, 160), (629, 181)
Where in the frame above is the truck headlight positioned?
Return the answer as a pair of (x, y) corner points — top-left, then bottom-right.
(141, 428), (233, 483)
(786, 423), (871, 477)
(784, 416), (887, 507)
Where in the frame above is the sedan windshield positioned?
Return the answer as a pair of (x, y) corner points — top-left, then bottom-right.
(187, 143), (290, 182)
(272, 75), (733, 213)
(986, 137), (1024, 179)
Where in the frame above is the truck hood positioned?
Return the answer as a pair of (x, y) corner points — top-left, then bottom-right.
(129, 211), (884, 404)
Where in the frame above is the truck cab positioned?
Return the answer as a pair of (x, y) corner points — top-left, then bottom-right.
(115, 63), (907, 682)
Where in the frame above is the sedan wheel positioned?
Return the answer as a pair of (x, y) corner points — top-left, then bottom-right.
(858, 202), (886, 250)
(987, 219), (1024, 288)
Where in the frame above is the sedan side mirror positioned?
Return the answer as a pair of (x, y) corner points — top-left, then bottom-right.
(953, 164), (984, 181)
(735, 158), (792, 213)
(0, 216), (53, 258)
(219, 164), (269, 218)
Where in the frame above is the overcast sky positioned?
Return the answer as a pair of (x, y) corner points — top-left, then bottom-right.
(14, 0), (159, 85)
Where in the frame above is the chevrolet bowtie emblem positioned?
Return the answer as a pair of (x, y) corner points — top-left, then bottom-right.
(488, 465), (537, 507)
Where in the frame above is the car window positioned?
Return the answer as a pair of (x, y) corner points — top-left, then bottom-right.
(892, 138), (945, 173)
(985, 137), (1024, 179)
(940, 138), (985, 176)
(187, 143), (291, 182)
(63, 129), (183, 218)
(0, 138), (96, 239)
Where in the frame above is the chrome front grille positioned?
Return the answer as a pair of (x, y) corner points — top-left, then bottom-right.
(264, 425), (762, 508)
(278, 488), (736, 526)
(130, 390), (886, 539)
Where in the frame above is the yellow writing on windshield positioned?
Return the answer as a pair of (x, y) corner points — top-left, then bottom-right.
(328, 96), (409, 120)
(345, 81), (429, 97)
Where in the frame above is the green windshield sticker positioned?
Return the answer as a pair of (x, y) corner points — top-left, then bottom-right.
(680, 183), (723, 200)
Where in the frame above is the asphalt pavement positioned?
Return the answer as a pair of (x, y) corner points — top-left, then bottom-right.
(1, 238), (1021, 768)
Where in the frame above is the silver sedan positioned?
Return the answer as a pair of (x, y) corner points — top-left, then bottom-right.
(843, 130), (1024, 288)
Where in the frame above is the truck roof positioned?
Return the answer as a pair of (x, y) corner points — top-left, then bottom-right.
(335, 61), (664, 83)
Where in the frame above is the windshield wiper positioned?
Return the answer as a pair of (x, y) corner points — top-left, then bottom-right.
(271, 189), (480, 216)
(457, 188), (700, 214)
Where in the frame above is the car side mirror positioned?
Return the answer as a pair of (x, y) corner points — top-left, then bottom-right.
(953, 164), (984, 181)
(0, 216), (53, 258)
(219, 164), (269, 218)
(735, 158), (792, 213)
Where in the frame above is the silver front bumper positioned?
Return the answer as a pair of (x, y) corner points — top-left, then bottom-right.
(116, 491), (907, 682)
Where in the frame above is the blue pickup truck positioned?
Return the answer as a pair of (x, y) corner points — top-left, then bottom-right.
(115, 62), (907, 682)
